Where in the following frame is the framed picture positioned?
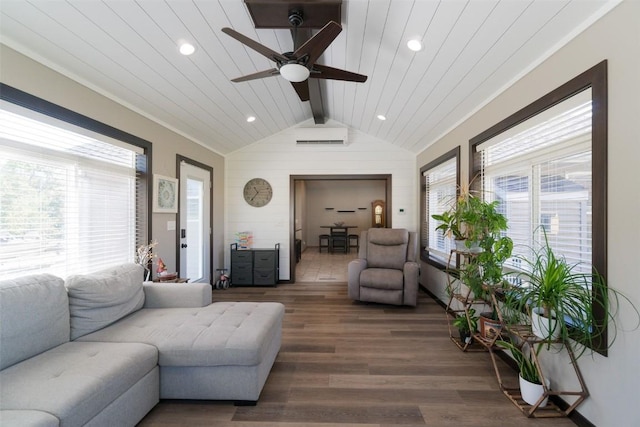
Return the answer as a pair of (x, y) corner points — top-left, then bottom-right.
(153, 175), (179, 213)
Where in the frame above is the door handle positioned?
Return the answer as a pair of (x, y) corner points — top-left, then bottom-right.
(181, 243), (188, 248)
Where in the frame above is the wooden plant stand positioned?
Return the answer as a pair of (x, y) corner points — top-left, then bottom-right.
(487, 315), (589, 417)
(442, 250), (588, 417)
(444, 250), (489, 352)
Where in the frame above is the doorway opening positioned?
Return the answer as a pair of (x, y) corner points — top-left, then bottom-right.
(289, 174), (391, 283)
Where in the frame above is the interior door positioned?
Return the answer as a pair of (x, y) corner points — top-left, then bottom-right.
(179, 161), (211, 283)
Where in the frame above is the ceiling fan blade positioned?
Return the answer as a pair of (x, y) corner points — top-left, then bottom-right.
(311, 64), (368, 83)
(293, 21), (342, 66)
(291, 81), (310, 101)
(231, 68), (279, 82)
(222, 27), (288, 63)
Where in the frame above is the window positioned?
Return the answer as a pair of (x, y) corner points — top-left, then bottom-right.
(420, 147), (460, 266)
(477, 89), (592, 273)
(469, 61), (608, 353)
(0, 84), (151, 279)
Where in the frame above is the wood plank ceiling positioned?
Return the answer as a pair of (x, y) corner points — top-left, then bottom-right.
(0, 0), (617, 155)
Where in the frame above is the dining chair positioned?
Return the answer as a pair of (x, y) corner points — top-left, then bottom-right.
(319, 234), (331, 253)
(348, 233), (359, 253)
(330, 227), (348, 253)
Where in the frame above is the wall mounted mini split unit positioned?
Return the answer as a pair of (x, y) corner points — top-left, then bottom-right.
(295, 127), (348, 145)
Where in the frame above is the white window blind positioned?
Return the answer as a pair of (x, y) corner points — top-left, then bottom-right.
(477, 89), (592, 273)
(0, 105), (144, 279)
(425, 157), (457, 264)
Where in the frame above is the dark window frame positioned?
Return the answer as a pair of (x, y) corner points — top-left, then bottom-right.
(469, 61), (608, 355)
(419, 146), (460, 269)
(0, 83), (153, 251)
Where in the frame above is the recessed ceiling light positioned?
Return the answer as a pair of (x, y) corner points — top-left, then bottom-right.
(246, 116), (256, 123)
(407, 39), (423, 52)
(377, 114), (387, 121)
(179, 42), (196, 56)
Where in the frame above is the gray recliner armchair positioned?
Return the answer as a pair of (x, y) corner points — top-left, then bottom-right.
(347, 228), (420, 306)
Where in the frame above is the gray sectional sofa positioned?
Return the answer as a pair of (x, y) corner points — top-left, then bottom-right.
(0, 263), (284, 426)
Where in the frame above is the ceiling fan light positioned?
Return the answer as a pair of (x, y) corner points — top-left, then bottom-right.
(279, 63), (310, 82)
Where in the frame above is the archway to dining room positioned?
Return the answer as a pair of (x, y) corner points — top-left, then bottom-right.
(288, 174), (392, 283)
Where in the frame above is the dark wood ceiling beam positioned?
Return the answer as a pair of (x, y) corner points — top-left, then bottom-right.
(294, 27), (325, 124)
(244, 0), (341, 29)
(308, 80), (325, 124)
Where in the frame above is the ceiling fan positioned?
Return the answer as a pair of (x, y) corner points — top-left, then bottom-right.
(222, 10), (367, 103)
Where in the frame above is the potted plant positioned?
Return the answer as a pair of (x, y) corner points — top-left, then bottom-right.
(471, 221), (513, 339)
(431, 209), (465, 249)
(455, 198), (513, 299)
(508, 229), (600, 348)
(433, 186), (512, 260)
(433, 183), (515, 342)
(432, 187), (485, 252)
(506, 228), (639, 357)
(434, 189), (514, 339)
(496, 339), (550, 407)
(478, 308), (503, 340)
(452, 308), (478, 344)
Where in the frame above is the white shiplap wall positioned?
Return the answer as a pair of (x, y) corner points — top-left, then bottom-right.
(225, 120), (417, 281)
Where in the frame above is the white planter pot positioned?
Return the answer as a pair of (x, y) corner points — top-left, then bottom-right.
(531, 307), (560, 341)
(519, 374), (550, 407)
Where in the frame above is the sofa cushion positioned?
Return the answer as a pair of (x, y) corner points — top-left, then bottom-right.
(0, 410), (60, 427)
(66, 263), (145, 340)
(0, 341), (157, 427)
(143, 281), (211, 308)
(366, 228), (409, 270)
(77, 301), (285, 367)
(0, 274), (69, 370)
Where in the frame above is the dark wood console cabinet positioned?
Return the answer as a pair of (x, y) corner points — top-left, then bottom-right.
(230, 243), (279, 286)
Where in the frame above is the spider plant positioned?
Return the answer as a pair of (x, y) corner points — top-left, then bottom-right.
(495, 339), (551, 407)
(495, 339), (541, 384)
(506, 228), (639, 358)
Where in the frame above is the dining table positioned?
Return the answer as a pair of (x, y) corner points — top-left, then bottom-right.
(320, 225), (358, 235)
(320, 225), (358, 253)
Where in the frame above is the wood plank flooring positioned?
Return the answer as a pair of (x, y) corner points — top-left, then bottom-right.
(138, 274), (577, 426)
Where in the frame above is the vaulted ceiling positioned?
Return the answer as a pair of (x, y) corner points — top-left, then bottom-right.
(0, 0), (616, 155)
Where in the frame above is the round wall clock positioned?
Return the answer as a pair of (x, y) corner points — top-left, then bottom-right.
(243, 178), (273, 207)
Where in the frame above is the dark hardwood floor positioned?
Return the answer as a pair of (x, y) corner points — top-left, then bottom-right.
(138, 276), (576, 426)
